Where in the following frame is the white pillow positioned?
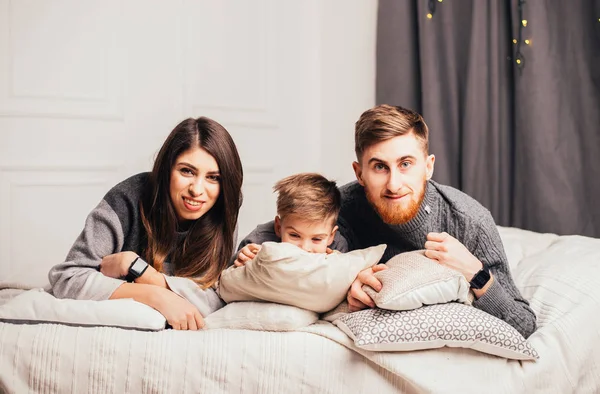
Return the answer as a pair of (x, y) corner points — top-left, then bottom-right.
(363, 250), (472, 311)
(204, 301), (318, 331)
(333, 303), (538, 361)
(218, 242), (387, 313)
(0, 288), (166, 331)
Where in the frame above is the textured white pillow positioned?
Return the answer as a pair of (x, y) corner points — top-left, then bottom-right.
(363, 250), (472, 311)
(218, 242), (387, 313)
(333, 303), (538, 361)
(204, 301), (318, 331)
(0, 288), (166, 331)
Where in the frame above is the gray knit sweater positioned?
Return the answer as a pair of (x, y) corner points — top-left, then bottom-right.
(237, 180), (537, 338)
(47, 173), (224, 317)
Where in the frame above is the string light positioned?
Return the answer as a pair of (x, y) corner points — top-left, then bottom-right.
(513, 0), (527, 71)
(427, 0), (438, 18)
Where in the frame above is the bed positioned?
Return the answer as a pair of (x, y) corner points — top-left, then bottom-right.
(1, 226), (599, 393)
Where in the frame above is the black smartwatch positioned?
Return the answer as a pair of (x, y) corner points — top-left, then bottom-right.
(469, 266), (491, 289)
(124, 257), (149, 282)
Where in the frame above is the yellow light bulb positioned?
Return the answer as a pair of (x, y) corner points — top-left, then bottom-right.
(513, 39), (517, 44)
(516, 59), (522, 65)
(427, 13), (433, 19)
(438, 0), (443, 2)
(522, 19), (528, 27)
(524, 39), (531, 45)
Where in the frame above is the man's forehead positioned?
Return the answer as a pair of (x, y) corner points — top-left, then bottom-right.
(363, 135), (424, 162)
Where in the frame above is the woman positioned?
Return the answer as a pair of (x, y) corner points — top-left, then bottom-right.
(48, 117), (243, 330)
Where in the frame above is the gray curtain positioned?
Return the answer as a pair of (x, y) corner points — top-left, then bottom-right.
(377, 0), (600, 237)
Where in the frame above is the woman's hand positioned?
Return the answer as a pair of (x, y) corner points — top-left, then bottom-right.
(99, 251), (139, 279)
(234, 243), (261, 267)
(150, 287), (205, 330)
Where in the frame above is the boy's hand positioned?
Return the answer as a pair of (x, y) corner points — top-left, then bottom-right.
(234, 243), (261, 267)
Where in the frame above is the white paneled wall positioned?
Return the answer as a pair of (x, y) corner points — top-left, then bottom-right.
(0, 0), (376, 286)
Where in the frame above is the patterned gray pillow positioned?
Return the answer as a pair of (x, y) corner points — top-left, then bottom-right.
(363, 250), (472, 311)
(334, 302), (538, 360)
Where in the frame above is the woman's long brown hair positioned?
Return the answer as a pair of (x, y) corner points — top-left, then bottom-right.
(140, 117), (243, 288)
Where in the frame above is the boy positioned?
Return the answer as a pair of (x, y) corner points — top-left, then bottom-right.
(233, 172), (348, 266)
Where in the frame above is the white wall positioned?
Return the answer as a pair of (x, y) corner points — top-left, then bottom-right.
(0, 0), (377, 287)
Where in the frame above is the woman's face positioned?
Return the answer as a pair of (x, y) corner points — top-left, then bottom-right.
(169, 146), (221, 225)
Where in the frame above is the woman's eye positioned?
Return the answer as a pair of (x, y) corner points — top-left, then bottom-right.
(207, 175), (221, 182)
(180, 168), (193, 175)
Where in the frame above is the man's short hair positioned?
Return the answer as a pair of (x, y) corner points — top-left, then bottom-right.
(274, 173), (341, 223)
(354, 104), (429, 161)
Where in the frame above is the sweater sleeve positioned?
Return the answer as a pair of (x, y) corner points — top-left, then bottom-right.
(162, 276), (224, 317)
(470, 213), (537, 338)
(48, 199), (125, 301)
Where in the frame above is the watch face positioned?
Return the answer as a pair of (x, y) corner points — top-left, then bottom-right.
(130, 258), (148, 276)
(471, 268), (491, 289)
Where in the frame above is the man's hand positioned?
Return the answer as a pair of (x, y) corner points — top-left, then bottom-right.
(424, 232), (483, 281)
(99, 251), (138, 279)
(234, 243), (261, 267)
(346, 264), (388, 312)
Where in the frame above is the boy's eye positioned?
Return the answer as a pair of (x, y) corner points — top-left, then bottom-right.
(289, 233), (300, 238)
(312, 238), (323, 242)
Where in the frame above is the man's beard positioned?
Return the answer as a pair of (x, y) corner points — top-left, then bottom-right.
(365, 181), (427, 225)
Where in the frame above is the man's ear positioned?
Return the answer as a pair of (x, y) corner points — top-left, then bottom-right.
(352, 161), (365, 186)
(274, 216), (282, 238)
(425, 154), (435, 180)
(327, 225), (338, 246)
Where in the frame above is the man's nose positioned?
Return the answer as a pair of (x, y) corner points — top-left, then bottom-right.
(386, 169), (404, 193)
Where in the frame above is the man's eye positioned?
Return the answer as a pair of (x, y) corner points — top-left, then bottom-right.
(374, 163), (387, 171)
(401, 161), (411, 168)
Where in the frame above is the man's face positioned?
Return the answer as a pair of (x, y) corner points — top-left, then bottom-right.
(352, 132), (435, 225)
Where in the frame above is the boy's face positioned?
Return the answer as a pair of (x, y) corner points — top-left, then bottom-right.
(274, 214), (338, 253)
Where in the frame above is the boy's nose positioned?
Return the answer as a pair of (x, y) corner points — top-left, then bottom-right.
(300, 240), (313, 253)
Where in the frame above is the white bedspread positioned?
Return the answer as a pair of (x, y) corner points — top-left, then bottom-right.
(1, 226), (599, 393)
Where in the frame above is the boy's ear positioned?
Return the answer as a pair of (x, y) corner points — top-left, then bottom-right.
(274, 216), (282, 238)
(327, 225), (338, 246)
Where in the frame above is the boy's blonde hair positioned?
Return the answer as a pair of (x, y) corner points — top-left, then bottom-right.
(274, 173), (341, 224)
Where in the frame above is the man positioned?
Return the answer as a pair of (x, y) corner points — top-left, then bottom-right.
(339, 104), (536, 338)
(235, 104), (536, 339)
